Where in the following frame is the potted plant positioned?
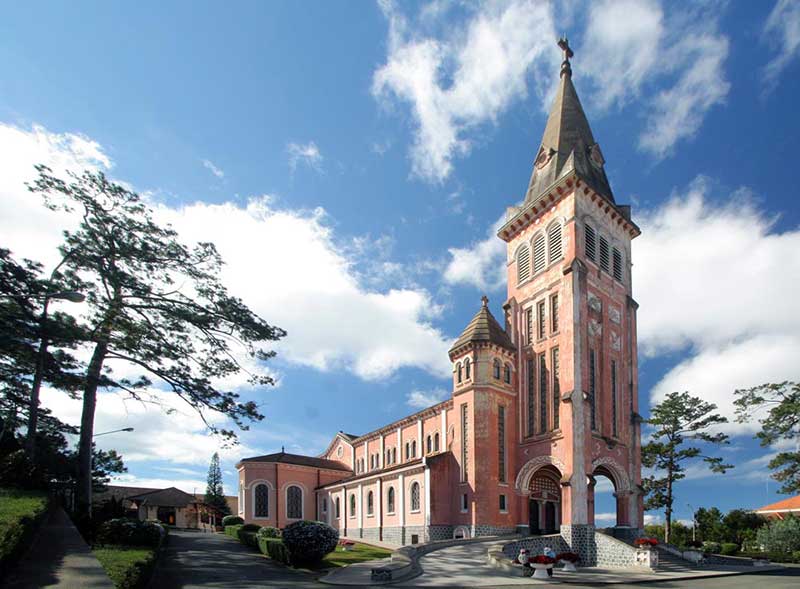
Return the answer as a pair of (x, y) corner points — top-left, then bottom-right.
(529, 555), (555, 579)
(634, 538), (659, 569)
(516, 548), (530, 566)
(556, 552), (579, 572)
(634, 537), (658, 549)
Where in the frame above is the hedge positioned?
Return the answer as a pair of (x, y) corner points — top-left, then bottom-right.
(96, 518), (164, 549)
(720, 543), (738, 556)
(258, 537), (291, 565)
(0, 489), (49, 579)
(225, 524), (243, 539)
(738, 551), (800, 564)
(93, 546), (157, 589)
(237, 524), (261, 549)
(221, 515), (243, 527)
(257, 526), (280, 539)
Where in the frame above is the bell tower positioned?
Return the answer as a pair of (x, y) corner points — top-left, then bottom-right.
(498, 38), (643, 559)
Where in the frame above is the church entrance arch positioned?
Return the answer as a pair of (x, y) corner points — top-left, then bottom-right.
(527, 465), (561, 535)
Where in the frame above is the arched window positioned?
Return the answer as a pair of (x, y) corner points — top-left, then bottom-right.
(335, 497), (341, 518)
(465, 358), (471, 380)
(392, 448), (397, 463)
(504, 363), (512, 384)
(493, 359), (501, 379)
(405, 442), (410, 460)
(349, 493), (356, 518)
(434, 432), (440, 452)
(387, 487), (395, 513)
(548, 222), (563, 263)
(411, 440), (416, 457)
(410, 482), (420, 512)
(426, 435), (432, 454)
(457, 362), (463, 383)
(254, 483), (269, 518)
(533, 233), (546, 273)
(367, 491), (374, 515)
(517, 243), (531, 283)
(287, 485), (303, 519)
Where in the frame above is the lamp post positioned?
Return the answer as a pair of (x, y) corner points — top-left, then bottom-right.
(25, 289), (85, 460)
(687, 503), (696, 542)
(93, 427), (134, 437)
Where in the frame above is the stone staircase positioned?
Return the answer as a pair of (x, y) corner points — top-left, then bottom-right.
(655, 546), (700, 572)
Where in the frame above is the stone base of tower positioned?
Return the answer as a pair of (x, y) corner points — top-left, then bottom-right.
(560, 524), (597, 566)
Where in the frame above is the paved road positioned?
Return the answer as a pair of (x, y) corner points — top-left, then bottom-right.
(150, 530), (800, 589)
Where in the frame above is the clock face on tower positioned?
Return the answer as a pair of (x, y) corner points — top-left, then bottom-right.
(589, 143), (605, 168)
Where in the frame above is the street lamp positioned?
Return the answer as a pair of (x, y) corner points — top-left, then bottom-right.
(94, 427), (135, 437)
(688, 503), (696, 542)
(25, 288), (85, 460)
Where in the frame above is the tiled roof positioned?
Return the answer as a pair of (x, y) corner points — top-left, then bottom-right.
(755, 494), (800, 512)
(449, 296), (515, 355)
(239, 451), (351, 471)
(127, 487), (197, 508)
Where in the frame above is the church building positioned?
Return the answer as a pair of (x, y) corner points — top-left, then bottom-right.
(236, 40), (644, 553)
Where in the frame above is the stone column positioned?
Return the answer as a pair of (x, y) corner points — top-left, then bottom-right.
(357, 483), (363, 538)
(398, 473), (406, 544)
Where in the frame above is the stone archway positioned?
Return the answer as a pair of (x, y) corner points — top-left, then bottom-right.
(516, 457), (566, 536)
(590, 457), (632, 528)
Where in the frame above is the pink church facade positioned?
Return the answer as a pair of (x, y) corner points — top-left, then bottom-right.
(237, 41), (643, 551)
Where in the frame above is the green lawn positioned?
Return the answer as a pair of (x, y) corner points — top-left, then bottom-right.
(318, 542), (392, 568)
(0, 489), (48, 570)
(93, 545), (156, 589)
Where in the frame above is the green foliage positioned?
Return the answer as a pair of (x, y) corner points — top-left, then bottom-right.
(221, 515), (243, 527)
(734, 382), (800, 494)
(27, 165), (286, 513)
(317, 542), (393, 569)
(237, 524), (260, 549)
(280, 520), (339, 565)
(695, 507), (725, 543)
(641, 392), (732, 543)
(93, 546), (157, 589)
(240, 523), (261, 532)
(702, 541), (721, 554)
(720, 543), (738, 555)
(259, 537), (291, 565)
(257, 526), (280, 539)
(643, 521), (692, 547)
(225, 524), (243, 539)
(738, 551), (800, 564)
(722, 509), (765, 545)
(204, 453), (230, 516)
(0, 489), (48, 577)
(96, 518), (164, 549)
(756, 515), (800, 553)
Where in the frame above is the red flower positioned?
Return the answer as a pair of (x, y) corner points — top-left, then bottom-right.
(530, 555), (556, 565)
(634, 537), (658, 547)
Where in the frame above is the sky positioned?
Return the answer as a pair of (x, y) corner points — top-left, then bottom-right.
(1, 0), (799, 527)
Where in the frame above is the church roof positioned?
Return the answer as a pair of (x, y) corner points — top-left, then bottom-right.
(238, 451), (351, 471)
(524, 38), (614, 206)
(449, 296), (515, 356)
(127, 486), (197, 508)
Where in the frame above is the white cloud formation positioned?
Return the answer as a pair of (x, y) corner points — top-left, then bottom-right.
(287, 141), (323, 173)
(406, 387), (449, 409)
(202, 159), (224, 179)
(594, 512), (617, 522)
(637, 177), (800, 434)
(443, 215), (507, 291)
(372, 0), (559, 183)
(762, 0), (800, 88)
(643, 513), (661, 525)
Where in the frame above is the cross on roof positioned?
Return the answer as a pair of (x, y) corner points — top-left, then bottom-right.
(558, 37), (573, 61)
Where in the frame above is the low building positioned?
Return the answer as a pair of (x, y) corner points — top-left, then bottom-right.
(754, 495), (800, 520)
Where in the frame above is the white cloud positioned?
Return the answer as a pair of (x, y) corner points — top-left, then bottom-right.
(637, 177), (800, 435)
(372, 0), (558, 183)
(287, 141), (323, 173)
(644, 514), (661, 525)
(202, 159), (224, 179)
(406, 387), (449, 409)
(595, 512), (617, 522)
(110, 474), (209, 495)
(762, 0), (800, 88)
(443, 215), (507, 291)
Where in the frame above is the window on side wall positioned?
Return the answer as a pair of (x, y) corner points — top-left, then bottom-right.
(499, 494), (507, 512)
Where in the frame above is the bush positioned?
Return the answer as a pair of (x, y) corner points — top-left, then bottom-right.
(224, 524), (242, 539)
(281, 520), (339, 565)
(238, 525), (260, 549)
(259, 537), (291, 564)
(720, 543), (738, 555)
(240, 523), (261, 532)
(93, 546), (157, 589)
(257, 526), (280, 539)
(0, 489), (49, 578)
(97, 518), (163, 549)
(685, 540), (703, 549)
(756, 516), (800, 554)
(702, 541), (721, 554)
(738, 551), (800, 564)
(221, 515), (244, 527)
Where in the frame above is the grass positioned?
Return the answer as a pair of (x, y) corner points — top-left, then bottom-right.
(317, 542), (392, 569)
(0, 488), (49, 575)
(93, 545), (156, 589)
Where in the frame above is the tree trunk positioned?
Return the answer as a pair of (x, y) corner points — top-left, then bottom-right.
(665, 472), (673, 544)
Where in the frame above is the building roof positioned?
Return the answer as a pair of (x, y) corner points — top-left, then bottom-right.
(449, 296), (515, 356)
(524, 38), (614, 206)
(238, 451), (351, 471)
(755, 494), (800, 513)
(127, 487), (198, 508)
(317, 458), (426, 489)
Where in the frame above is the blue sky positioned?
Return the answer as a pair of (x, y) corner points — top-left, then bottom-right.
(1, 0), (799, 525)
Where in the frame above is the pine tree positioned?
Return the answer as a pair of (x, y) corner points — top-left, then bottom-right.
(205, 452), (230, 516)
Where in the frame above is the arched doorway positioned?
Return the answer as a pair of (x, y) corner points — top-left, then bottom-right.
(528, 466), (561, 535)
(590, 462), (630, 529)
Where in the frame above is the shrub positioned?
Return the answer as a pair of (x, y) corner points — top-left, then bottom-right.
(221, 515), (244, 527)
(97, 518), (163, 549)
(240, 523), (261, 532)
(720, 543), (738, 555)
(93, 546), (157, 589)
(702, 541), (721, 554)
(257, 526), (280, 539)
(756, 516), (800, 554)
(280, 520), (338, 565)
(258, 537), (291, 564)
(0, 489), (49, 578)
(685, 540), (703, 549)
(224, 524), (242, 539)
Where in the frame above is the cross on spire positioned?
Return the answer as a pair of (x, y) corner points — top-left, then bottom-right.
(558, 37), (573, 78)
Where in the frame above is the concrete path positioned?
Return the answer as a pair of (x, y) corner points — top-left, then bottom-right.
(4, 507), (112, 589)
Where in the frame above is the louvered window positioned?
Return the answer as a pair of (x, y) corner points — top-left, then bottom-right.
(537, 300), (546, 340)
(599, 236), (610, 273)
(533, 234), (546, 273)
(539, 353), (547, 434)
(551, 294), (559, 333)
(552, 348), (560, 430)
(585, 224), (596, 262)
(526, 307), (533, 344)
(460, 403), (469, 481)
(517, 244), (530, 283)
(548, 223), (563, 263)
(498, 405), (506, 483)
(613, 248), (623, 282)
(527, 358), (535, 436)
